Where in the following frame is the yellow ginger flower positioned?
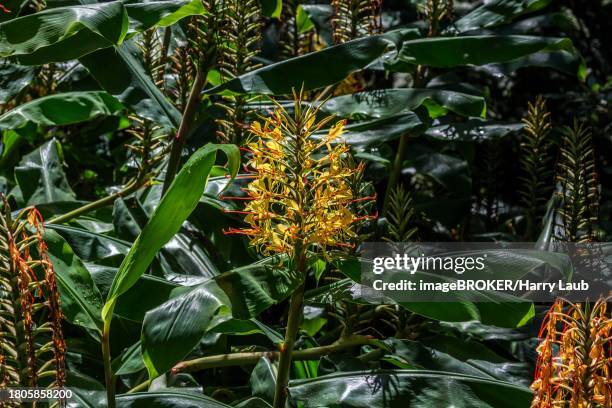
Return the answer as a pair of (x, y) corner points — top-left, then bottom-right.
(531, 296), (611, 408)
(233, 90), (371, 259)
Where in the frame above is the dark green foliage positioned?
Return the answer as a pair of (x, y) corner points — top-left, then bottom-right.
(0, 0), (609, 407)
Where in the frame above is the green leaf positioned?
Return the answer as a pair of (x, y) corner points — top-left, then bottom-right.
(125, 0), (206, 35)
(46, 223), (131, 263)
(289, 370), (533, 407)
(261, 0), (282, 18)
(81, 43), (181, 128)
(480, 50), (586, 80)
(296, 5), (315, 33)
(115, 275), (179, 322)
(425, 121), (523, 142)
(0, 1), (129, 64)
(387, 35), (574, 69)
(44, 229), (104, 332)
(102, 144), (240, 324)
(0, 62), (35, 104)
(15, 138), (76, 205)
(250, 357), (276, 404)
(0, 92), (123, 131)
(141, 258), (301, 377)
(322, 89), (486, 119)
(115, 390), (233, 407)
(450, 0), (552, 34)
(210, 30), (414, 95)
(314, 112), (428, 148)
(334, 253), (542, 328)
(113, 341), (145, 375)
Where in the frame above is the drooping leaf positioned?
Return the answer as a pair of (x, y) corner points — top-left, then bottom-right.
(210, 30), (416, 95)
(0, 91), (123, 131)
(314, 111), (429, 148)
(102, 144), (240, 323)
(450, 0), (552, 34)
(114, 390), (233, 407)
(384, 337), (531, 386)
(387, 35), (574, 70)
(1, 0), (205, 65)
(124, 0), (206, 35)
(425, 121), (524, 142)
(0, 1), (129, 64)
(46, 223), (131, 263)
(81, 43), (181, 128)
(289, 370), (533, 407)
(322, 89), (486, 120)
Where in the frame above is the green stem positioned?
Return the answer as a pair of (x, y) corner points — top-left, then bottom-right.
(273, 277), (305, 408)
(162, 65), (207, 194)
(46, 179), (145, 225)
(101, 319), (116, 408)
(382, 132), (410, 215)
(172, 335), (376, 373)
(127, 379), (150, 394)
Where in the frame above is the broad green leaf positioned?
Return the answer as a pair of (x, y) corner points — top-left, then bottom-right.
(102, 144), (240, 323)
(115, 390), (233, 407)
(289, 370), (533, 407)
(0, 62), (35, 104)
(125, 0), (206, 35)
(387, 35), (574, 69)
(2, 0), (204, 65)
(113, 341), (145, 375)
(44, 230), (104, 332)
(47, 223), (131, 263)
(385, 337), (530, 386)
(115, 275), (179, 322)
(0, 92), (123, 131)
(250, 357), (276, 404)
(425, 121), (523, 141)
(15, 139), (76, 205)
(141, 258), (301, 377)
(296, 5), (315, 33)
(81, 42), (181, 128)
(210, 30), (414, 95)
(450, 0), (552, 34)
(333, 254), (540, 328)
(322, 89), (486, 119)
(480, 50), (586, 80)
(314, 111), (429, 148)
(0, 1), (129, 64)
(113, 197), (219, 280)
(261, 0), (282, 18)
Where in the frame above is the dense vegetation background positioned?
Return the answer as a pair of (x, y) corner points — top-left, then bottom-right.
(0, 0), (610, 407)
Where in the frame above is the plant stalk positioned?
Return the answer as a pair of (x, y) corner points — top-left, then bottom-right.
(162, 65), (207, 194)
(172, 335), (376, 373)
(101, 319), (116, 408)
(273, 281), (305, 408)
(47, 179), (146, 225)
(382, 131), (410, 214)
